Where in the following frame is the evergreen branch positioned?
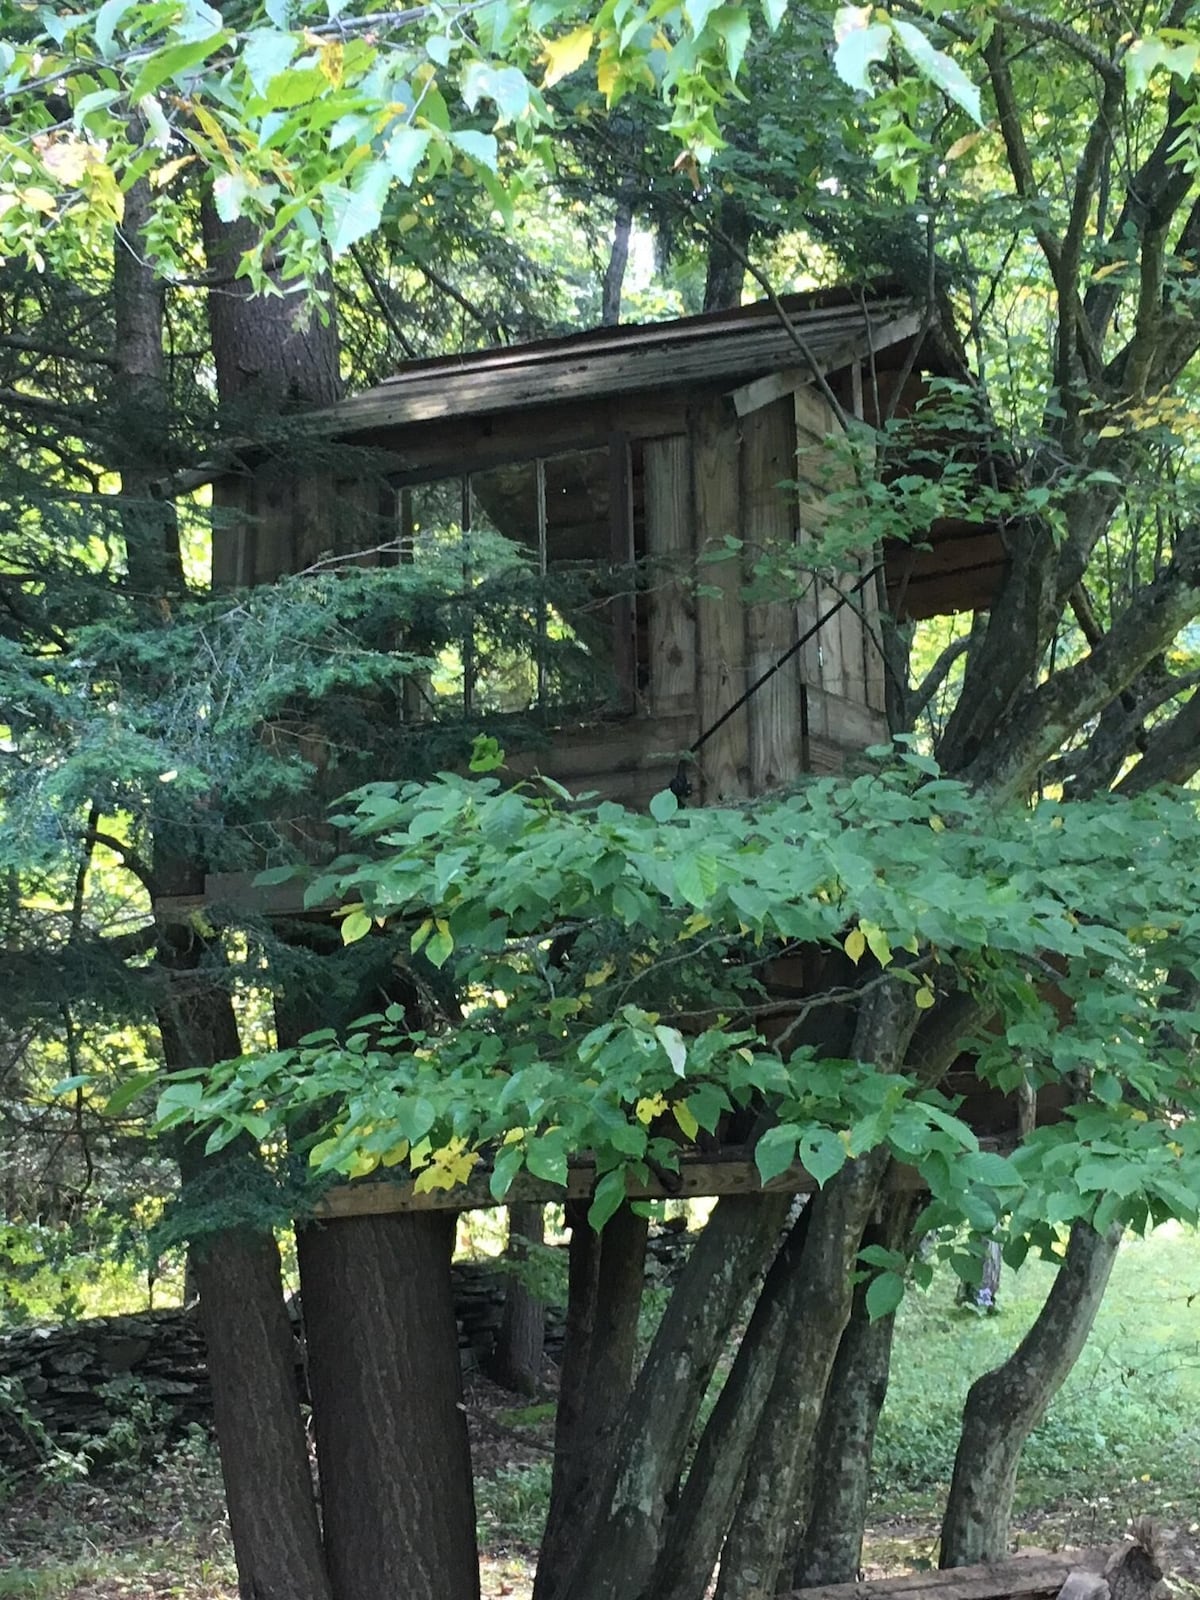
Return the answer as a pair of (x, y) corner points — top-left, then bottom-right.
(0, 332), (117, 366)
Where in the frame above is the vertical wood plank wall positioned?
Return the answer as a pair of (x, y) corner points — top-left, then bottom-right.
(792, 385), (886, 718)
(691, 399), (749, 801)
(741, 399), (801, 791)
(644, 436), (698, 720)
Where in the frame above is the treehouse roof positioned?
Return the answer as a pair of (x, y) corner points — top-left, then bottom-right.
(324, 284), (921, 438)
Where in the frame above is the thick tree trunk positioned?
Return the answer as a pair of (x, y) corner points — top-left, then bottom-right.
(789, 1193), (922, 1589)
(715, 985), (919, 1600)
(567, 1192), (790, 1600)
(297, 1213), (479, 1600)
(939, 1220), (1123, 1567)
(487, 1202), (547, 1395)
(651, 1203), (812, 1600)
(713, 1149), (892, 1600)
(535, 1202), (648, 1600)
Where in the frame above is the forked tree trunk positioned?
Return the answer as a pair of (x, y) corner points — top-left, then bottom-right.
(939, 1219), (1123, 1567)
(651, 1203), (812, 1600)
(789, 1192), (922, 1589)
(567, 1192), (791, 1600)
(298, 1213), (479, 1600)
(535, 1202), (648, 1600)
(487, 1202), (547, 1395)
(715, 984), (919, 1600)
(713, 1148), (892, 1600)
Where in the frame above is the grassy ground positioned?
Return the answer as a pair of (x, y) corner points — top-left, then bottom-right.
(3, 1227), (1197, 1600)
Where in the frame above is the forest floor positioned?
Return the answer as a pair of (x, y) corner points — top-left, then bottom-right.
(2, 1227), (1198, 1600)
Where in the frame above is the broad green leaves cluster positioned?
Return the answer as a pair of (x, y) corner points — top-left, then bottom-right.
(0, 0), (791, 283)
(158, 747), (1200, 1250)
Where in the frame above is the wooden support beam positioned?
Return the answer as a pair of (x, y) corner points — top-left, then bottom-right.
(785, 1551), (1107, 1600)
(313, 1154), (930, 1220)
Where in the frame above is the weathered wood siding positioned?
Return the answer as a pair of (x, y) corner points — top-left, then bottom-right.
(692, 398), (750, 802)
(793, 384), (887, 719)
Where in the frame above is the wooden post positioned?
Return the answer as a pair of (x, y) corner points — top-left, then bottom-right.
(644, 435), (698, 721)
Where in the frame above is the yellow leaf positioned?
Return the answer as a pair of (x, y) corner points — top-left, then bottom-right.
(844, 927), (866, 964)
(673, 1100), (700, 1141)
(380, 1139), (410, 1167)
(150, 155), (197, 189)
(347, 1149), (381, 1178)
(596, 50), (619, 97)
(585, 960), (616, 988)
(542, 26), (593, 87)
(1097, 425), (1123, 438)
(862, 920), (892, 968)
(944, 130), (985, 161)
(502, 1127), (525, 1145)
(915, 984), (935, 1010)
(341, 906), (372, 945)
(678, 912), (712, 940)
(319, 40), (344, 86)
(636, 1093), (668, 1125)
(928, 815), (945, 833)
(1091, 261), (1127, 280)
(21, 187), (56, 215)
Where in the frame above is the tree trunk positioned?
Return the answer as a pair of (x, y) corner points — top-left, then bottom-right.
(651, 1203), (812, 1600)
(939, 1220), (1123, 1567)
(165, 980), (331, 1600)
(715, 985), (920, 1600)
(703, 196), (751, 312)
(297, 1213), (479, 1600)
(567, 1192), (790, 1600)
(535, 1202), (648, 1600)
(487, 1202), (547, 1395)
(713, 1149), (891, 1600)
(601, 181), (635, 326)
(181, 1141), (332, 1600)
(789, 1193), (922, 1589)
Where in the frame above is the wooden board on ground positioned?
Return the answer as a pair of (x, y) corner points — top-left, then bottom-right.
(784, 1552), (1108, 1600)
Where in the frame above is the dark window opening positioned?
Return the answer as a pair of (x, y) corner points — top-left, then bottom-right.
(397, 440), (644, 721)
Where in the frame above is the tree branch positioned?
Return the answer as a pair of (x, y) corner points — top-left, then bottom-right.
(964, 526), (1200, 798)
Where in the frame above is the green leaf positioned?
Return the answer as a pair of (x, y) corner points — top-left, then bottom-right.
(129, 34), (229, 102)
(323, 161), (391, 256)
(341, 907), (372, 944)
(760, 0), (786, 31)
(685, 0), (721, 38)
(52, 1073), (93, 1095)
(462, 61), (531, 120)
(832, 17), (890, 93)
(655, 1024), (688, 1077)
(449, 130), (499, 171)
(254, 863), (301, 886)
(489, 1142), (525, 1199)
(675, 853), (720, 908)
(526, 1134), (568, 1187)
(649, 787), (678, 821)
(959, 1150), (1023, 1188)
(892, 19), (983, 125)
(94, 0), (133, 60)
(242, 28), (299, 96)
(865, 1270), (905, 1321)
(425, 917), (454, 968)
(755, 1123), (798, 1184)
(709, 7), (752, 79)
(104, 1071), (159, 1117)
(799, 1126), (846, 1187)
(588, 1167), (627, 1229)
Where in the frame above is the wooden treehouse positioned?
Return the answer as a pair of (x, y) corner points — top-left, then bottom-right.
(185, 284), (1031, 1212)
